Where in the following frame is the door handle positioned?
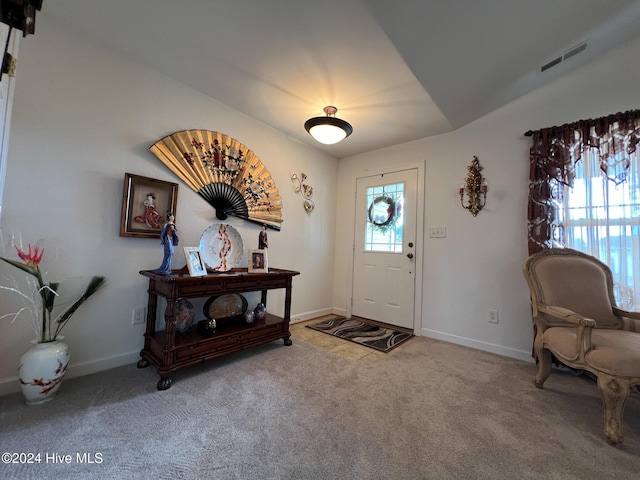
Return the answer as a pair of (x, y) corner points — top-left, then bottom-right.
(407, 253), (414, 259)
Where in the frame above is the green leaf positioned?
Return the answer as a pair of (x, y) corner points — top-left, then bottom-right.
(0, 256), (45, 288)
(43, 282), (59, 312)
(52, 276), (106, 339)
(0, 256), (38, 277)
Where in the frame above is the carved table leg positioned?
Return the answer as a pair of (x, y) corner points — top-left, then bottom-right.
(284, 338), (292, 346)
(137, 358), (150, 368)
(157, 377), (173, 391)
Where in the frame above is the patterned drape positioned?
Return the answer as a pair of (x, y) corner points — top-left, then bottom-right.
(526, 109), (640, 255)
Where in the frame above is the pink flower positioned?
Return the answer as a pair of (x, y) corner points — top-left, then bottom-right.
(15, 244), (44, 268)
(1, 241), (105, 343)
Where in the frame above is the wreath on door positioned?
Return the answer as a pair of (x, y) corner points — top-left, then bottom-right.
(367, 194), (400, 234)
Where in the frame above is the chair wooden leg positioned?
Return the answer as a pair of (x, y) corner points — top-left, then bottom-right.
(596, 372), (630, 445)
(533, 341), (552, 389)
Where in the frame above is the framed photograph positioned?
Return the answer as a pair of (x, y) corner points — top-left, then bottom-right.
(120, 173), (178, 238)
(248, 249), (268, 273)
(184, 247), (207, 277)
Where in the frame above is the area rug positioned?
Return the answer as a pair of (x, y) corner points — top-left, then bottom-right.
(306, 316), (413, 352)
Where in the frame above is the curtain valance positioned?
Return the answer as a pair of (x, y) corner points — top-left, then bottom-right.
(526, 109), (640, 254)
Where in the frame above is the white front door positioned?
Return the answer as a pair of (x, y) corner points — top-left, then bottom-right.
(352, 169), (417, 329)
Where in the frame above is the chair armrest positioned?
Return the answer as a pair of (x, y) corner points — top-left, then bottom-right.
(612, 307), (640, 320)
(537, 304), (597, 327)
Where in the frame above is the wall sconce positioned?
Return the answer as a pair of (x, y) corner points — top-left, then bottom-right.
(459, 156), (488, 216)
(304, 106), (353, 145)
(291, 172), (315, 213)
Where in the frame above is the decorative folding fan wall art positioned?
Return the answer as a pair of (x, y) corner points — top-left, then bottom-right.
(150, 130), (283, 230)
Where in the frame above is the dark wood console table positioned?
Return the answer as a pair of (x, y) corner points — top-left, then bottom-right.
(138, 267), (300, 390)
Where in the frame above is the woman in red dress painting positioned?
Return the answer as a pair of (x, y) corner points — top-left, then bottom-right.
(134, 193), (164, 229)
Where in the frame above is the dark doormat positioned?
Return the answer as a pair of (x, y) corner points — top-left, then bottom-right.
(306, 316), (413, 353)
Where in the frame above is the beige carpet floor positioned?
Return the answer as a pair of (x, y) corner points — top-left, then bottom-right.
(1, 329), (639, 479)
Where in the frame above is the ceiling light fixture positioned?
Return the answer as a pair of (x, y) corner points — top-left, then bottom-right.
(304, 106), (353, 145)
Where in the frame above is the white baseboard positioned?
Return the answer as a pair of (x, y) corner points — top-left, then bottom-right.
(1, 312), (342, 397)
(421, 328), (534, 363)
(0, 350), (141, 398)
(290, 308), (338, 324)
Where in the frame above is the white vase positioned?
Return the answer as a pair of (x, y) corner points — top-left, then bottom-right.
(18, 337), (70, 405)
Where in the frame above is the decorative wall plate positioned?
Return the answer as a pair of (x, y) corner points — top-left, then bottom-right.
(199, 223), (244, 272)
(149, 130), (283, 230)
(203, 294), (248, 319)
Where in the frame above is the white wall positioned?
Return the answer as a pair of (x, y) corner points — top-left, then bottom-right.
(334, 34), (640, 362)
(0, 18), (338, 394)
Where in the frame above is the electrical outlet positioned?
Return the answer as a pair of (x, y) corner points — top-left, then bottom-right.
(488, 309), (499, 324)
(132, 307), (146, 326)
(428, 225), (447, 238)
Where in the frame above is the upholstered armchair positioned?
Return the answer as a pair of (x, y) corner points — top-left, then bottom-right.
(523, 248), (640, 445)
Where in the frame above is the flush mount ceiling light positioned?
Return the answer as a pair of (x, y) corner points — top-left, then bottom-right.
(304, 106), (353, 145)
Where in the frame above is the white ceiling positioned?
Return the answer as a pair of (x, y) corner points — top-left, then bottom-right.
(40, 0), (640, 158)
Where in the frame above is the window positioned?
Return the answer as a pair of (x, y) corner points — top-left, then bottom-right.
(527, 110), (640, 310)
(364, 182), (404, 252)
(561, 149), (640, 309)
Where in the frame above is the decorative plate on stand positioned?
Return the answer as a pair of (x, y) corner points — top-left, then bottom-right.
(203, 294), (248, 319)
(199, 223), (244, 272)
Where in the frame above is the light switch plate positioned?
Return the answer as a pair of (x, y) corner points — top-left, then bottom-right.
(428, 226), (446, 238)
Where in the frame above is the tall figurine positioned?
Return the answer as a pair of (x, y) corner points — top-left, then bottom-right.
(258, 224), (268, 249)
(152, 213), (179, 275)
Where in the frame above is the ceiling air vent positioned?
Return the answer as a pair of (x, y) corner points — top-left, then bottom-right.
(540, 56), (562, 72)
(540, 41), (588, 73)
(563, 41), (588, 61)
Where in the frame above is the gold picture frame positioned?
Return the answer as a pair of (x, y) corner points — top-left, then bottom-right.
(120, 173), (178, 238)
(248, 249), (268, 273)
